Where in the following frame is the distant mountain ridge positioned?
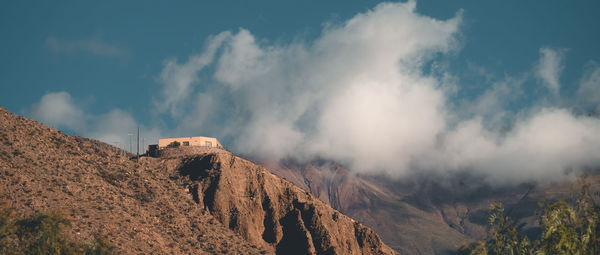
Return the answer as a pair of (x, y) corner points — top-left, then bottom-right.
(261, 157), (600, 254)
(0, 106), (396, 254)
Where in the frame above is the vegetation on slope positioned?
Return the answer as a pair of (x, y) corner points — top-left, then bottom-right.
(0, 202), (113, 255)
(458, 176), (600, 255)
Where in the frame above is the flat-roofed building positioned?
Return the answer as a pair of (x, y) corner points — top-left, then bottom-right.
(158, 136), (223, 149)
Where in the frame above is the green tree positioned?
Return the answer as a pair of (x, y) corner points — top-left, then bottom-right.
(485, 202), (532, 255)
(458, 175), (600, 255)
(458, 201), (532, 255)
(538, 200), (579, 254)
(537, 177), (599, 255)
(573, 176), (599, 254)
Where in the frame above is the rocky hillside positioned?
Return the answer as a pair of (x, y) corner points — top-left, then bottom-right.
(175, 153), (395, 254)
(263, 159), (600, 254)
(0, 106), (396, 254)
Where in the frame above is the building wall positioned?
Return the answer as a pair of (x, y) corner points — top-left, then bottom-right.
(158, 136), (223, 149)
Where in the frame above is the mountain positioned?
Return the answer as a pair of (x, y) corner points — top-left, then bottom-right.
(0, 106), (396, 254)
(262, 159), (600, 254)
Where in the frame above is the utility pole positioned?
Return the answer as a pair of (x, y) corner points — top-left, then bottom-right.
(136, 127), (140, 159)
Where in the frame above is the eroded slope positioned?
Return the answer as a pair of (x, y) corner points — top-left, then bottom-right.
(172, 153), (396, 254)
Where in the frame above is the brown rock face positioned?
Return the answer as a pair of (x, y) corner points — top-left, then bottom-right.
(175, 153), (396, 254)
(0, 106), (396, 254)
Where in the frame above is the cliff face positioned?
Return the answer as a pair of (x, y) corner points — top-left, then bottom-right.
(173, 153), (396, 254)
(0, 106), (395, 254)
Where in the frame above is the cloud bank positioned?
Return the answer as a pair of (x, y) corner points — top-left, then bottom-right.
(154, 0), (600, 183)
(30, 1), (600, 183)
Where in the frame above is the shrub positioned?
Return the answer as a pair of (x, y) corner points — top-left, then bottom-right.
(0, 204), (114, 255)
(15, 211), (81, 255)
(0, 202), (17, 255)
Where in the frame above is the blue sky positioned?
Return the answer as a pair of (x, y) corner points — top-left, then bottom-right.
(2, 0), (598, 115)
(2, 0), (600, 181)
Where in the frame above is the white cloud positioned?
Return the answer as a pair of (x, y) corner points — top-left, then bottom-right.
(28, 91), (87, 132)
(214, 29), (270, 89)
(454, 75), (527, 130)
(535, 47), (565, 96)
(148, 0), (600, 183)
(154, 0), (464, 171)
(215, 1), (460, 165)
(45, 36), (130, 58)
(428, 109), (600, 184)
(155, 32), (231, 116)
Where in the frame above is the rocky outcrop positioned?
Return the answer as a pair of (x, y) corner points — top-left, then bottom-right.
(175, 153), (396, 255)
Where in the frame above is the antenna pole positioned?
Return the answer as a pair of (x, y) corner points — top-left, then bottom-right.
(136, 127), (140, 159)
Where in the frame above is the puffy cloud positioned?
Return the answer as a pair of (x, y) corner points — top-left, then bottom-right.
(310, 78), (446, 173)
(535, 47), (565, 96)
(28, 91), (87, 132)
(213, 29), (270, 89)
(214, 1), (460, 165)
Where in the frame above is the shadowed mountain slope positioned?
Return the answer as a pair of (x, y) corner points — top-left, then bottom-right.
(263, 159), (600, 254)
